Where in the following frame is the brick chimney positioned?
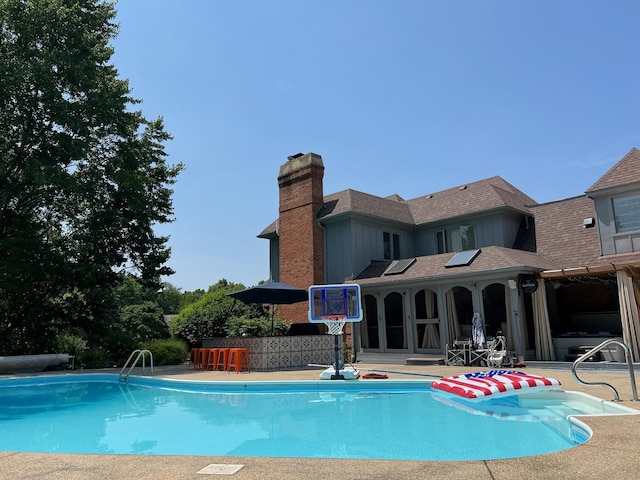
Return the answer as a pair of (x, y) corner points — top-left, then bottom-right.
(277, 152), (325, 323)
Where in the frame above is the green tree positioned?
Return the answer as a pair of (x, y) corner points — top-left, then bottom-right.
(0, 0), (183, 354)
(119, 301), (169, 343)
(180, 288), (207, 310)
(115, 274), (156, 308)
(171, 280), (268, 345)
(157, 282), (182, 314)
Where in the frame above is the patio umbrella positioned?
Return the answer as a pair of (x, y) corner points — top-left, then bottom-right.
(471, 312), (486, 349)
(227, 282), (309, 334)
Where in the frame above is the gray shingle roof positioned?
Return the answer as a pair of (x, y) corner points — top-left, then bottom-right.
(257, 219), (278, 238)
(261, 176), (537, 233)
(406, 176), (537, 224)
(586, 147), (640, 193)
(354, 246), (558, 286)
(317, 189), (414, 224)
(319, 176), (537, 225)
(529, 196), (601, 269)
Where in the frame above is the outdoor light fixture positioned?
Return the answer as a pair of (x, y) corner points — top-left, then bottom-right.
(583, 217), (596, 228)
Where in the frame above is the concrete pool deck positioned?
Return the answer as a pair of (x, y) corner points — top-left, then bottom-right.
(1, 363), (639, 480)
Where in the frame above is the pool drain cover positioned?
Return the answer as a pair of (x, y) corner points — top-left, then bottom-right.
(197, 464), (244, 475)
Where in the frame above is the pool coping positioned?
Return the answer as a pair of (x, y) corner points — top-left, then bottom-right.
(1, 363), (639, 479)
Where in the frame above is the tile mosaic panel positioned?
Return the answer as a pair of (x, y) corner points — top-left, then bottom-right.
(202, 335), (334, 371)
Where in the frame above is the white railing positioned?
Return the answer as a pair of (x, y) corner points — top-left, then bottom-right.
(571, 339), (638, 402)
(118, 349), (153, 382)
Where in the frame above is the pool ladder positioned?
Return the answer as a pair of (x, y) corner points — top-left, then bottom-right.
(571, 339), (638, 402)
(119, 349), (153, 383)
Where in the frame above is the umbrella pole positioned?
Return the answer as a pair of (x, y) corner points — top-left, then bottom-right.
(271, 305), (274, 336)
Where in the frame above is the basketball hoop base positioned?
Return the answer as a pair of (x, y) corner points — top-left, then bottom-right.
(318, 366), (359, 380)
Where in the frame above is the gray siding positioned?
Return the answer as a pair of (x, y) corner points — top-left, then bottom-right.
(499, 214), (522, 247)
(594, 194), (640, 255)
(594, 196), (616, 254)
(325, 219), (414, 282)
(415, 214), (522, 255)
(324, 221), (354, 283)
(351, 221), (387, 278)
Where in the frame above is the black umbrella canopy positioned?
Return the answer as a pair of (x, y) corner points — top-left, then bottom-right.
(227, 282), (308, 305)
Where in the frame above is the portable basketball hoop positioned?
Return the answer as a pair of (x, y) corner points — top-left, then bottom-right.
(309, 284), (362, 380)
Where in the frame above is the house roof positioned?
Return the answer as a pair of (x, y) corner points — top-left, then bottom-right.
(586, 147), (640, 194)
(257, 219), (278, 239)
(260, 175), (537, 236)
(354, 246), (558, 287)
(532, 194), (640, 277)
(317, 189), (414, 224)
(406, 176), (537, 224)
(530, 196), (601, 269)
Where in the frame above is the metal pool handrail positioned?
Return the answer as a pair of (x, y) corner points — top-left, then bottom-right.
(119, 349), (154, 383)
(571, 339), (638, 402)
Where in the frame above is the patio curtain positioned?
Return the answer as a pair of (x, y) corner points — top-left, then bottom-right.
(505, 285), (525, 359)
(503, 286), (514, 350)
(421, 289), (441, 349)
(616, 270), (640, 362)
(532, 279), (556, 361)
(446, 288), (460, 343)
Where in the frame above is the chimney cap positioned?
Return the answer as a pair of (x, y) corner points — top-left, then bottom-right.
(279, 152), (324, 178)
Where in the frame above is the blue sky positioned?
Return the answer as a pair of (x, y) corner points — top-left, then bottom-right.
(111, 1), (640, 292)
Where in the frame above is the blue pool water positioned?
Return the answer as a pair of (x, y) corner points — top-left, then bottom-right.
(0, 374), (591, 461)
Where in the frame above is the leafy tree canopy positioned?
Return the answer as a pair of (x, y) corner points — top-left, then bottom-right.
(171, 280), (269, 345)
(0, 0), (183, 354)
(156, 281), (182, 314)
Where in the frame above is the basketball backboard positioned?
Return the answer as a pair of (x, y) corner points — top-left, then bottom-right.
(308, 284), (362, 322)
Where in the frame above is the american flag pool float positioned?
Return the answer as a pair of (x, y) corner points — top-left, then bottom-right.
(431, 370), (561, 400)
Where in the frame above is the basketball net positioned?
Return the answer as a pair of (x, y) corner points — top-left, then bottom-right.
(322, 315), (347, 336)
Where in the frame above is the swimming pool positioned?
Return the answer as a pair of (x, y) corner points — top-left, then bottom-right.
(0, 374), (635, 461)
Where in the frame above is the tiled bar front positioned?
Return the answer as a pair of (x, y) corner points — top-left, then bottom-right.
(202, 335), (335, 371)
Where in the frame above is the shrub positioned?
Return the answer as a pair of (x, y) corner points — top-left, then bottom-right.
(226, 315), (288, 337)
(101, 330), (140, 367)
(120, 301), (170, 342)
(79, 348), (110, 369)
(55, 333), (88, 358)
(171, 282), (267, 344)
(142, 338), (189, 366)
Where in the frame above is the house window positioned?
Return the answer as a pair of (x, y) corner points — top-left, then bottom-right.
(383, 232), (400, 260)
(438, 225), (476, 253)
(460, 225), (476, 250)
(436, 230), (447, 254)
(613, 194), (640, 233)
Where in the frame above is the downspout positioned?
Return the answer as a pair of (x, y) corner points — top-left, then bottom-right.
(316, 216), (327, 284)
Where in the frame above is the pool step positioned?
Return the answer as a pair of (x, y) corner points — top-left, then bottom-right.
(405, 357), (446, 366)
(356, 353), (444, 365)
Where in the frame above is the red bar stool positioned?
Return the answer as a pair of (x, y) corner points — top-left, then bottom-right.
(205, 348), (220, 370)
(216, 348), (231, 371)
(188, 348), (202, 369)
(227, 348), (250, 373)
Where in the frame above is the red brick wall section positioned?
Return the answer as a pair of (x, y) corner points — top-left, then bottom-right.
(277, 155), (325, 323)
